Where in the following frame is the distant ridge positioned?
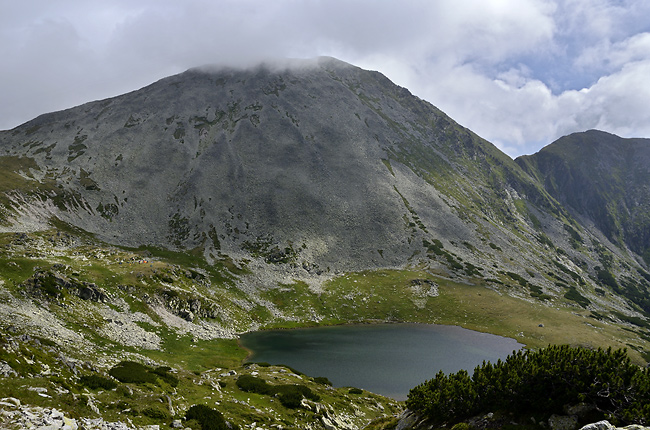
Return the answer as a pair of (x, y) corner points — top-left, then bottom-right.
(517, 129), (650, 264)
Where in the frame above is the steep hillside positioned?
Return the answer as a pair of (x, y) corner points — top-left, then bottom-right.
(517, 130), (650, 264)
(1, 57), (650, 332)
(1, 57), (650, 429)
(0, 57), (556, 275)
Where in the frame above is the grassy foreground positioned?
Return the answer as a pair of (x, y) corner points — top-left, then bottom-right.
(0, 229), (649, 429)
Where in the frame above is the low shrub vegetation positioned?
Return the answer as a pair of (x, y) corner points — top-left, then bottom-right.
(109, 361), (158, 384)
(108, 361), (178, 387)
(313, 376), (332, 386)
(78, 374), (118, 390)
(151, 365), (179, 387)
(407, 345), (650, 426)
(141, 406), (170, 420)
(185, 404), (230, 430)
(236, 374), (320, 409)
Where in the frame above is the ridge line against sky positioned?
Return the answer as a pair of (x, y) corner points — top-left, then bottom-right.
(2, 0), (650, 157)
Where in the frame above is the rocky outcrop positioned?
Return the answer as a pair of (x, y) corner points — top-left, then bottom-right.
(395, 410), (650, 430)
(395, 410), (424, 430)
(0, 361), (17, 377)
(579, 421), (650, 430)
(0, 400), (186, 429)
(152, 290), (221, 322)
(22, 269), (109, 303)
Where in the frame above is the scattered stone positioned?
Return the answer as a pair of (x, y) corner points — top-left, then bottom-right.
(565, 403), (596, 419)
(0, 361), (17, 377)
(27, 387), (48, 394)
(549, 414), (579, 430)
(579, 421), (615, 430)
(0, 397), (20, 408)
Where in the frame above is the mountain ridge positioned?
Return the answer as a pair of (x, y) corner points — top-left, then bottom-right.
(516, 129), (650, 265)
(1, 58), (649, 300)
(0, 57), (545, 273)
(1, 57), (650, 429)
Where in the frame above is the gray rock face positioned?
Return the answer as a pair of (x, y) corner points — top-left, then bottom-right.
(1, 57), (649, 313)
(0, 361), (17, 377)
(0, 57), (547, 274)
(21, 270), (108, 302)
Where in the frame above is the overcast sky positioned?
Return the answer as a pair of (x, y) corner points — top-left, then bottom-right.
(2, 0), (650, 157)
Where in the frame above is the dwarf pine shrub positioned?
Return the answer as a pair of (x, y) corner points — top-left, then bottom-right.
(407, 345), (650, 426)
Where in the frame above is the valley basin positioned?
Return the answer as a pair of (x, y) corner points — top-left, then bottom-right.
(239, 323), (523, 400)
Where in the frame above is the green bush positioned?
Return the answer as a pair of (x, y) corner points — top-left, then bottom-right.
(78, 374), (118, 390)
(597, 268), (619, 291)
(142, 406), (170, 420)
(407, 345), (650, 426)
(348, 387), (363, 394)
(185, 404), (231, 430)
(151, 366), (179, 387)
(108, 361), (178, 386)
(235, 375), (319, 409)
(269, 384), (320, 409)
(563, 286), (591, 308)
(279, 390), (303, 409)
(116, 385), (133, 398)
(236, 374), (272, 394)
(313, 376), (333, 386)
(109, 361), (157, 384)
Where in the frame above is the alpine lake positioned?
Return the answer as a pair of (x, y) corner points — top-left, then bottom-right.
(239, 323), (524, 400)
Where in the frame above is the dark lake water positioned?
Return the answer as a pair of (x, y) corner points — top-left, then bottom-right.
(239, 323), (523, 400)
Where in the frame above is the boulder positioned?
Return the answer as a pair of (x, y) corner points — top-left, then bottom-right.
(396, 410), (421, 430)
(0, 361), (17, 377)
(0, 397), (20, 408)
(76, 284), (109, 302)
(579, 422), (615, 430)
(549, 414), (579, 430)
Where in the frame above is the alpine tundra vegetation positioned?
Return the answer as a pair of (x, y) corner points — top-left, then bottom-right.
(0, 57), (649, 429)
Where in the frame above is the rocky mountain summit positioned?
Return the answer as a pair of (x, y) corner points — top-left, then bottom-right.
(0, 57), (650, 429)
(0, 57), (574, 273)
(517, 130), (650, 265)
(1, 57), (649, 314)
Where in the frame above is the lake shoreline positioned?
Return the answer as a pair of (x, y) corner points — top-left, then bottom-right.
(239, 322), (524, 400)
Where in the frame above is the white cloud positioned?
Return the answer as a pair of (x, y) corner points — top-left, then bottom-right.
(1, 0), (649, 158)
(576, 32), (650, 72)
(576, 60), (650, 135)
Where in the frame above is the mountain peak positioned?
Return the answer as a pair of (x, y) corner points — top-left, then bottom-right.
(1, 60), (649, 306)
(517, 130), (650, 263)
(184, 56), (357, 77)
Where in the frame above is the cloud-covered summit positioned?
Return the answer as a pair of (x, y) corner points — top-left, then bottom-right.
(2, 0), (650, 157)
